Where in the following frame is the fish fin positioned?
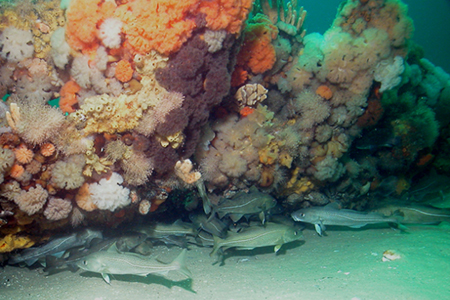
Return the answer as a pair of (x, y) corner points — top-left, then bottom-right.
(88, 238), (103, 249)
(173, 219), (185, 226)
(249, 186), (260, 193)
(24, 258), (39, 267)
(314, 223), (323, 236)
(106, 243), (121, 253)
(324, 202), (341, 210)
(217, 211), (227, 220)
(259, 211), (265, 224)
(170, 249), (192, 279)
(229, 213), (244, 222)
(207, 209), (218, 222)
(348, 224), (366, 228)
(101, 273), (111, 284)
(390, 222), (409, 232)
(44, 255), (63, 273)
(51, 250), (66, 259)
(210, 235), (224, 257)
(274, 245), (281, 253)
(67, 263), (79, 273)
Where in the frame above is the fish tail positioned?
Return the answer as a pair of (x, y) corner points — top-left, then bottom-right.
(170, 249), (192, 279)
(209, 235), (223, 257)
(206, 209), (216, 222)
(196, 180), (212, 215)
(44, 255), (64, 273)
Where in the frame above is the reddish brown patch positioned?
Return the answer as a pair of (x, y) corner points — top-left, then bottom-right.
(356, 99), (384, 128)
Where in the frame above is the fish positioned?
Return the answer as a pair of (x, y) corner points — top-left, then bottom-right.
(372, 204), (450, 224)
(210, 186), (277, 224)
(45, 237), (118, 273)
(291, 203), (402, 236)
(148, 235), (188, 249)
(9, 229), (103, 266)
(76, 249), (192, 284)
(210, 222), (303, 257)
(195, 180), (212, 214)
(354, 128), (400, 152)
(134, 220), (196, 238)
(115, 232), (147, 252)
(194, 230), (215, 247)
(406, 172), (450, 205)
(133, 240), (154, 256)
(190, 212), (230, 238)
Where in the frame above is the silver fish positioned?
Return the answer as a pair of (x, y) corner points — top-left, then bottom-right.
(191, 230), (215, 247)
(190, 212), (230, 238)
(45, 237), (117, 273)
(148, 235), (188, 248)
(134, 220), (195, 238)
(373, 204), (450, 224)
(9, 229), (102, 266)
(210, 222), (302, 257)
(76, 249), (192, 284)
(195, 179), (212, 214)
(291, 203), (401, 236)
(133, 240), (154, 256)
(211, 186), (277, 223)
(115, 232), (147, 252)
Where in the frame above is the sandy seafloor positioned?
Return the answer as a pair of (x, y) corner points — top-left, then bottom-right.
(1, 223), (449, 300)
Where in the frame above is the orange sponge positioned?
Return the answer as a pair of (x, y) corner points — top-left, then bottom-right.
(66, 0), (104, 51)
(235, 14), (279, 74)
(59, 80), (81, 114)
(115, 60), (134, 82)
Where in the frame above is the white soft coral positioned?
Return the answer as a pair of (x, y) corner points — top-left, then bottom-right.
(0, 27), (34, 63)
(89, 172), (130, 211)
(374, 56), (405, 92)
(98, 18), (123, 49)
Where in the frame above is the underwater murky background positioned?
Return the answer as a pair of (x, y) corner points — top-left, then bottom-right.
(303, 0), (450, 73)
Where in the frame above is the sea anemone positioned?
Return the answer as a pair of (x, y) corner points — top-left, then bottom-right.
(43, 197), (73, 221)
(14, 144), (34, 164)
(219, 151), (248, 178)
(75, 183), (97, 212)
(9, 164), (25, 180)
(51, 155), (86, 190)
(40, 143), (56, 157)
(13, 184), (48, 215)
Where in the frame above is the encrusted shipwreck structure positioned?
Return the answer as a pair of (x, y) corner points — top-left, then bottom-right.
(0, 0), (449, 253)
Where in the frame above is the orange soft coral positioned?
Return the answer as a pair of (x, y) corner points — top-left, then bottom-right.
(59, 80), (81, 114)
(66, 0), (104, 51)
(66, 0), (252, 56)
(117, 0), (198, 55)
(199, 0), (253, 34)
(115, 60), (134, 82)
(231, 66), (249, 87)
(235, 14), (278, 74)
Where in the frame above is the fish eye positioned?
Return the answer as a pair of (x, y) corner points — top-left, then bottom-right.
(83, 260), (87, 265)
(301, 213), (305, 217)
